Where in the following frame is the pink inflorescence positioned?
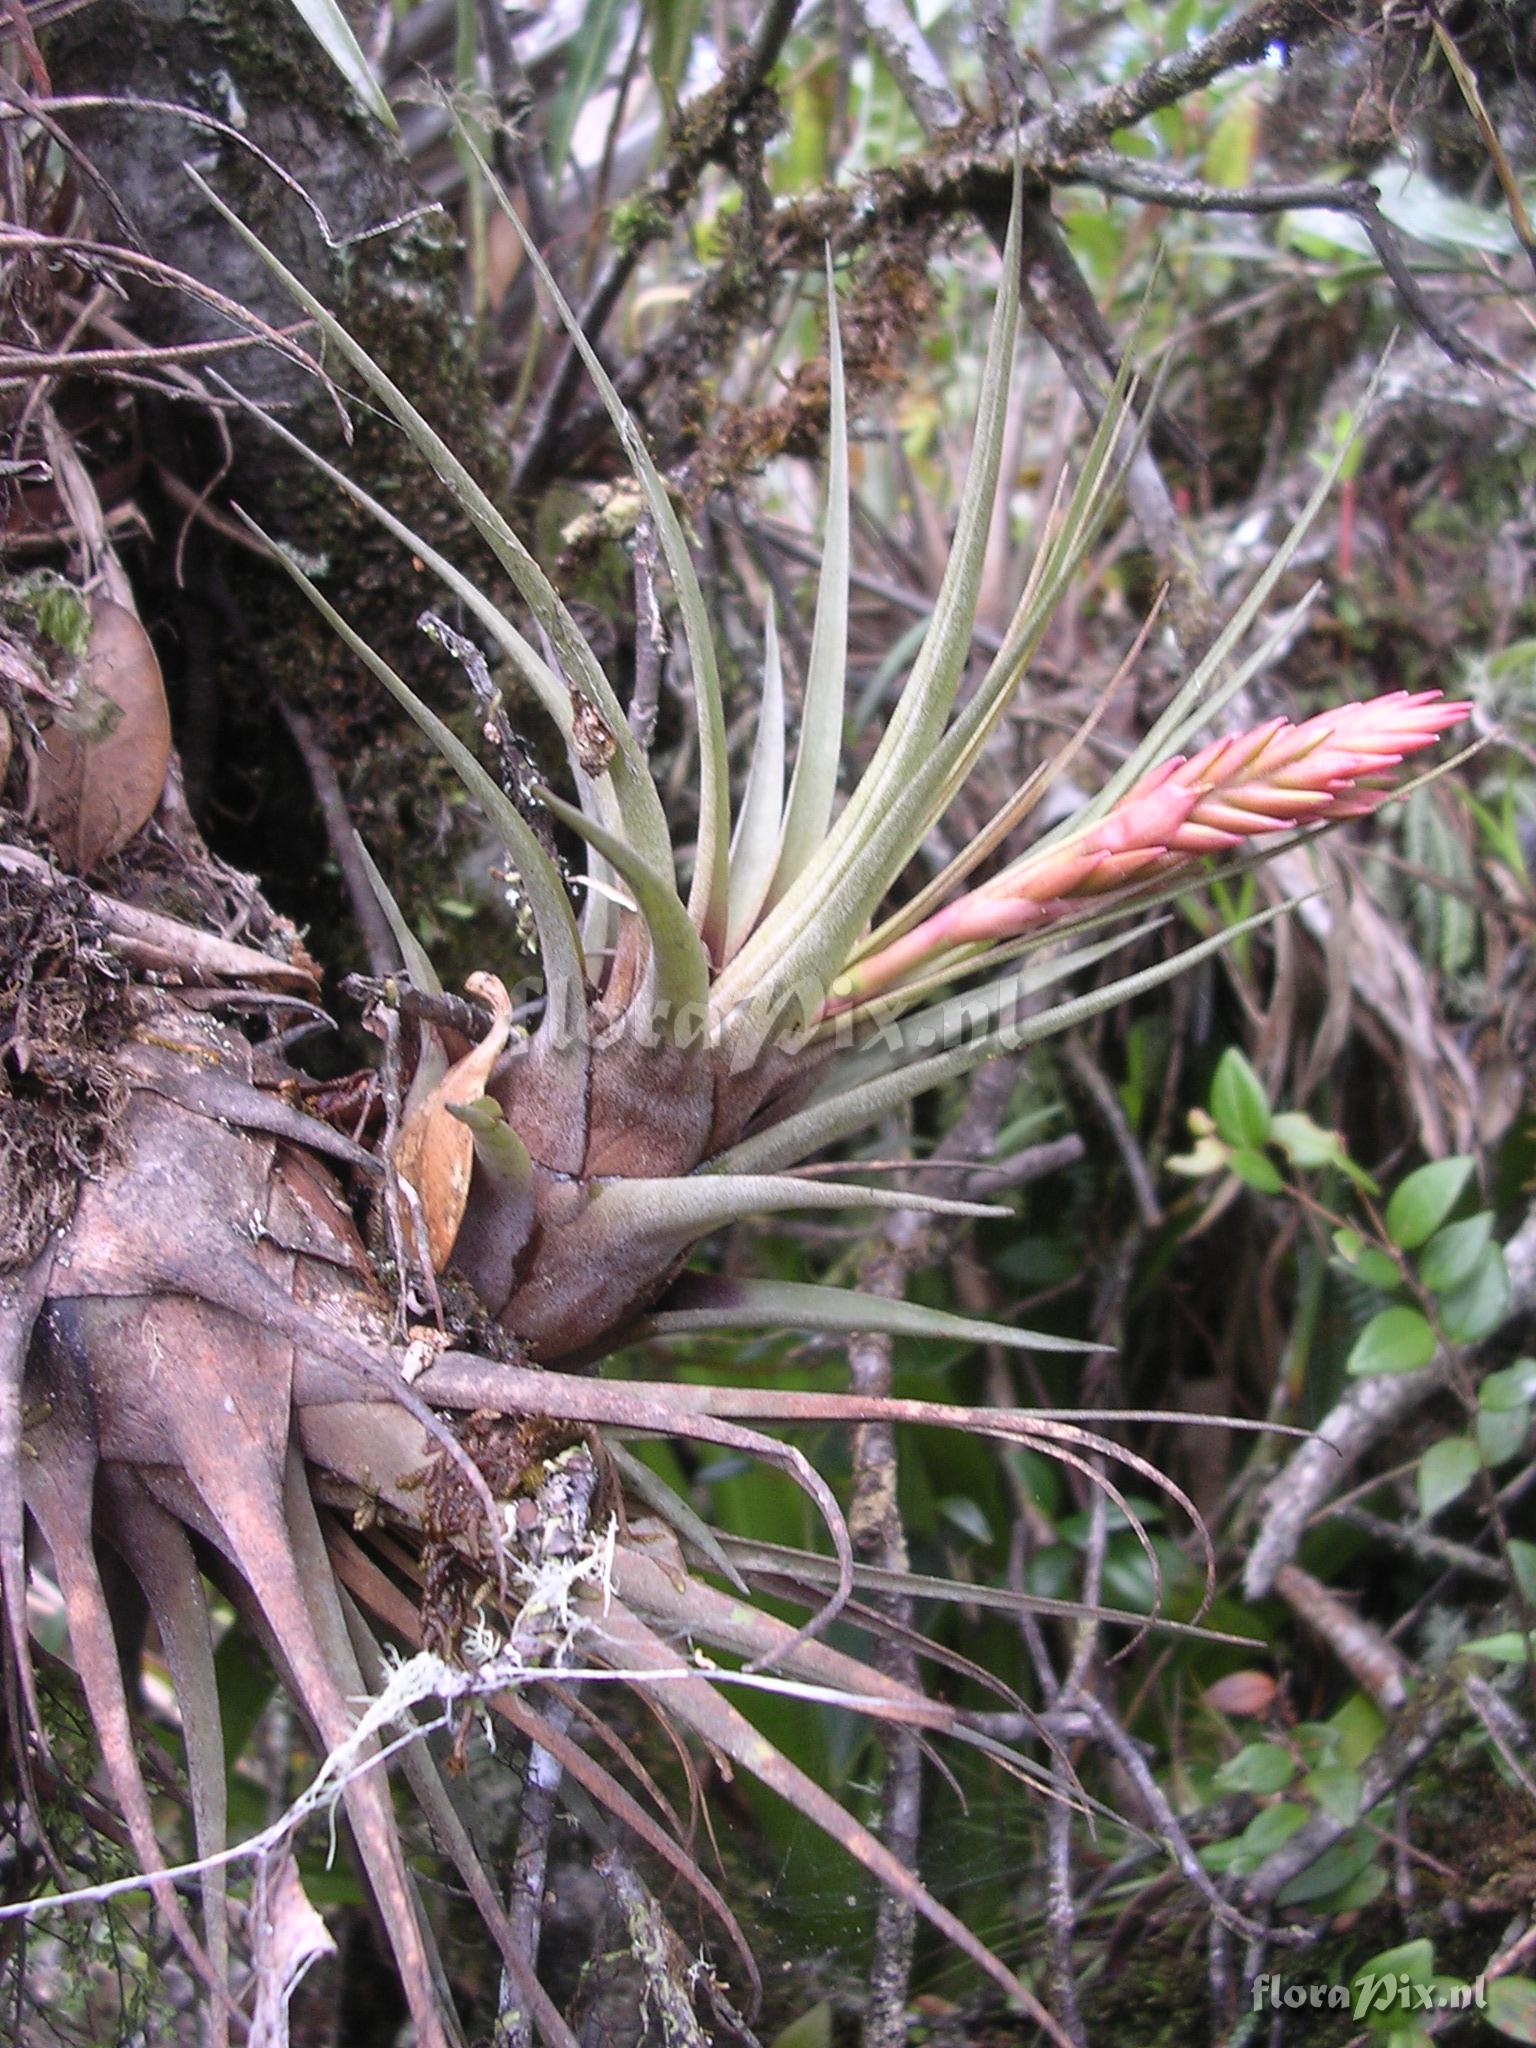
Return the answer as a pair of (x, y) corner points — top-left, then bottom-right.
(836, 691), (1471, 1008)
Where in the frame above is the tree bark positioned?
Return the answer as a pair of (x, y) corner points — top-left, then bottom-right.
(40, 0), (515, 980)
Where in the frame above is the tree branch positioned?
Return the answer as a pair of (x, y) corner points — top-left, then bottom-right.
(1035, 0), (1331, 158)
(512, 0), (803, 493)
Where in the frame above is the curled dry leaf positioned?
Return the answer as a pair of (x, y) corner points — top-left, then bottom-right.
(30, 595), (171, 873)
(0, 624), (64, 707)
(1201, 1669), (1278, 1718)
(393, 972), (514, 1270)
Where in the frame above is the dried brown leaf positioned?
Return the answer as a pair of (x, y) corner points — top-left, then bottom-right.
(394, 973), (513, 1270)
(30, 596), (170, 872)
(1201, 1670), (1278, 1718)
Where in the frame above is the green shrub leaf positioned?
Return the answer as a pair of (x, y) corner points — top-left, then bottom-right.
(1275, 1825), (1379, 1907)
(1353, 1939), (1436, 1993)
(1418, 1211), (1493, 1293)
(1384, 1156), (1474, 1250)
(1481, 1360), (1536, 1411)
(1210, 1048), (1271, 1149)
(1507, 1540), (1536, 1603)
(1462, 1630), (1536, 1664)
(1304, 1762), (1364, 1825)
(1213, 1741), (1295, 1795)
(1487, 1975), (1536, 2042)
(1347, 1306), (1437, 1377)
(1416, 1435), (1479, 1516)
(1439, 1241), (1510, 1345)
(1228, 1145), (1283, 1194)
(1476, 1399), (1528, 1469)
(1332, 1228), (1401, 1290)
(1270, 1110), (1350, 1174)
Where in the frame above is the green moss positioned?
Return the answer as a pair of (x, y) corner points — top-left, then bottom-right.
(3, 570), (91, 656)
(610, 192), (672, 252)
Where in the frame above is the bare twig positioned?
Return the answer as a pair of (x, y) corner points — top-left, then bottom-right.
(474, 0), (560, 258)
(494, 1705), (572, 2048)
(1328, 1503), (1505, 1583)
(847, 1282), (922, 2048)
(1051, 153), (1487, 369)
(1270, 1561), (1410, 1711)
(277, 701), (396, 980)
(1043, 1782), (1088, 2048)
(1056, 156), (1369, 217)
(1063, 1038), (1161, 1230)
(340, 973), (498, 1043)
(594, 1847), (711, 2048)
(963, 1131), (1086, 1197)
(1076, 1693), (1268, 1937)
(843, 1057), (1023, 2046)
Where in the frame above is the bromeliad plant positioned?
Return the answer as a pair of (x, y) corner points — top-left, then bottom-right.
(2, 158), (1468, 2047)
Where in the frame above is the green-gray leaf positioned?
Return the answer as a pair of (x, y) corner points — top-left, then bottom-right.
(1304, 1762), (1363, 1826)
(1228, 1146), (1282, 1194)
(1475, 1398), (1528, 1469)
(284, 0), (397, 129)
(1481, 1359), (1536, 1411)
(637, 1276), (1103, 1354)
(1486, 1975), (1536, 2044)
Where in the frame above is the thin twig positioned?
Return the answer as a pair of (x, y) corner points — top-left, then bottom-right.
(966, 1131), (1087, 1196)
(495, 1698), (573, 2048)
(843, 1057), (1022, 2046)
(1063, 1038), (1162, 1230)
(847, 1288), (923, 2048)
(1271, 1561), (1409, 1711)
(1043, 1780), (1087, 2048)
(474, 0), (561, 258)
(1052, 151), (1487, 370)
(340, 973), (497, 1043)
(277, 701), (396, 980)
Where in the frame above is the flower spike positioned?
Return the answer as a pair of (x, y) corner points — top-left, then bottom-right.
(836, 691), (1471, 1008)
